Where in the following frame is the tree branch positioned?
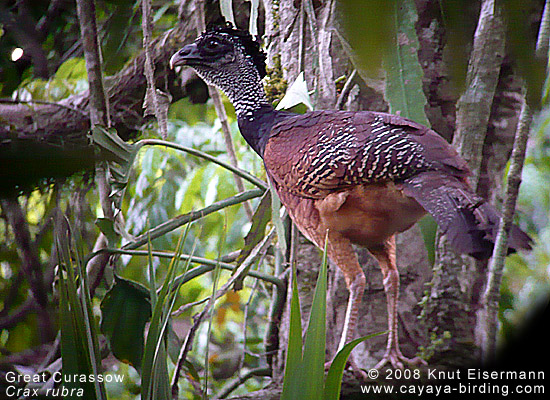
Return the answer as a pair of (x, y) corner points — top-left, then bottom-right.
(76, 0), (115, 292)
(141, 0), (169, 139)
(452, 0), (506, 188)
(75, 0), (110, 127)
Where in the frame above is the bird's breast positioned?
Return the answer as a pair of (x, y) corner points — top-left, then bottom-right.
(314, 183), (427, 249)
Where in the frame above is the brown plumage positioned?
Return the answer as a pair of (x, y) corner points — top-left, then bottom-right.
(170, 24), (532, 372)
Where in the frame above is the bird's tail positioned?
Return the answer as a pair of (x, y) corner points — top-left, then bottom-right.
(402, 171), (532, 260)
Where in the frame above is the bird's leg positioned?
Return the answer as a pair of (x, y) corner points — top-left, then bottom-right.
(324, 233), (366, 379)
(372, 235), (426, 370)
(338, 272), (366, 349)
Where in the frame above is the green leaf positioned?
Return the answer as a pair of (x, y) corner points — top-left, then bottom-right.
(181, 359), (200, 382)
(95, 217), (118, 246)
(418, 215), (437, 264)
(100, 275), (152, 368)
(57, 234), (107, 400)
(282, 235), (329, 400)
(324, 333), (385, 400)
(383, 0), (429, 126)
(55, 57), (87, 81)
(91, 125), (137, 167)
(276, 72), (314, 111)
(339, 0), (394, 75)
(280, 263), (304, 400)
(502, 0), (546, 108)
(141, 226), (193, 400)
(91, 125), (142, 210)
(300, 235), (329, 400)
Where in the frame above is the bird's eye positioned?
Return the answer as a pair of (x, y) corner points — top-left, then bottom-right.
(205, 39), (221, 49)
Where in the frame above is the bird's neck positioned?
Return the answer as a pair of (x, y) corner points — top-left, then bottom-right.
(214, 74), (283, 157)
(237, 104), (282, 156)
(223, 78), (271, 119)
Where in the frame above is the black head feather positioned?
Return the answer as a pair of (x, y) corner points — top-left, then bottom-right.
(202, 22), (267, 78)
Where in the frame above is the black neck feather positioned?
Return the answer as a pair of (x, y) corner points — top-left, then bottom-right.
(237, 105), (292, 157)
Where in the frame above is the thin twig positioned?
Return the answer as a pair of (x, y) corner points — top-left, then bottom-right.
(481, 102), (534, 361)
(335, 69), (357, 110)
(76, 0), (115, 292)
(116, 188), (263, 252)
(215, 367), (271, 399)
(171, 306), (209, 399)
(0, 98), (87, 116)
(137, 139), (268, 190)
(141, 0), (168, 138)
(100, 248), (284, 289)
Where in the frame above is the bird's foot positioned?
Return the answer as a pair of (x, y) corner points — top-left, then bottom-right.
(374, 348), (426, 370)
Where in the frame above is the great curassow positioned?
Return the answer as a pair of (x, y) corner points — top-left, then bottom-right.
(170, 24), (532, 372)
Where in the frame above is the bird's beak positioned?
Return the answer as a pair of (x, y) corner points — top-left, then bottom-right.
(170, 43), (201, 69)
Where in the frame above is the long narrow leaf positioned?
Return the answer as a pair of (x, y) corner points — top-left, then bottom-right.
(234, 190), (272, 269)
(147, 230), (157, 306)
(281, 234), (330, 400)
(280, 262), (304, 400)
(57, 235), (106, 400)
(323, 333), (385, 400)
(76, 236), (107, 399)
(383, 0), (429, 126)
(141, 226), (190, 400)
(300, 234), (329, 400)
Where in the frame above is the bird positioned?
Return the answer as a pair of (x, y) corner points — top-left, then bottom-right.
(170, 23), (532, 372)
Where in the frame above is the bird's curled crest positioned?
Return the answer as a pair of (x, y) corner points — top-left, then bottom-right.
(200, 21), (267, 78)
